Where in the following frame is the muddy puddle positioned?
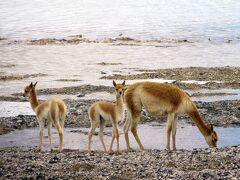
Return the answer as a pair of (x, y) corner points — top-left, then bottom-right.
(0, 122), (239, 150)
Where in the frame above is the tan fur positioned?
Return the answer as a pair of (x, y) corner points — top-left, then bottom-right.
(123, 82), (218, 151)
(23, 82), (67, 151)
(88, 81), (126, 154)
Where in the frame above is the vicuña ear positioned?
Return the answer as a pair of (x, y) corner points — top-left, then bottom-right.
(113, 80), (117, 87)
(122, 80), (126, 86)
(30, 82), (33, 87)
(33, 81), (38, 87)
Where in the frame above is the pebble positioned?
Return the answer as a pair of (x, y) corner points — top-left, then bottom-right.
(49, 155), (61, 164)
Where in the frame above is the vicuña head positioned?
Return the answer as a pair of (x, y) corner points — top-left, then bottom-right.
(23, 82), (67, 152)
(113, 80), (126, 97)
(23, 82), (37, 98)
(205, 124), (218, 148)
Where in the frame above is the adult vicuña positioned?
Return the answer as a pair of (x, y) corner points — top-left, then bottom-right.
(23, 82), (67, 151)
(88, 80), (126, 154)
(123, 82), (218, 151)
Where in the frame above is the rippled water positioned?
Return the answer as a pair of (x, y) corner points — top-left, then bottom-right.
(0, 122), (239, 150)
(0, 0), (240, 40)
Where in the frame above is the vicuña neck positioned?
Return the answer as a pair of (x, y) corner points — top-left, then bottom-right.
(29, 89), (39, 111)
(189, 108), (211, 137)
(115, 95), (124, 113)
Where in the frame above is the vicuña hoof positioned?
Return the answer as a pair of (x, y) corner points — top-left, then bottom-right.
(108, 150), (113, 155)
(115, 151), (121, 155)
(126, 147), (134, 152)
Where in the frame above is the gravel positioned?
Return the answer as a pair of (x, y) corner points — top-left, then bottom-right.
(0, 145), (239, 179)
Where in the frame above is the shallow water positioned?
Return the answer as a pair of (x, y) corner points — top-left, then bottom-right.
(0, 122), (239, 150)
(0, 0), (240, 40)
(190, 89), (240, 102)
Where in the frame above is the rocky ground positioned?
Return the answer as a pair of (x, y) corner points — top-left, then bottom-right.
(0, 145), (239, 179)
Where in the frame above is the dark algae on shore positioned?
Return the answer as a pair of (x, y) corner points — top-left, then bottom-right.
(101, 67), (240, 82)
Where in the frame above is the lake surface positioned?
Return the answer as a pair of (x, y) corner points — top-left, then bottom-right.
(0, 122), (239, 150)
(0, 0), (240, 40)
(0, 1), (239, 98)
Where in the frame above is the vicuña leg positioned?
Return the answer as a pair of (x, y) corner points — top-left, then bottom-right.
(99, 119), (107, 152)
(47, 121), (53, 151)
(109, 130), (115, 154)
(115, 128), (120, 154)
(166, 113), (175, 151)
(88, 121), (98, 152)
(131, 111), (144, 150)
(38, 119), (45, 152)
(55, 121), (63, 151)
(123, 111), (131, 150)
(110, 121), (120, 154)
(59, 115), (65, 130)
(172, 116), (177, 151)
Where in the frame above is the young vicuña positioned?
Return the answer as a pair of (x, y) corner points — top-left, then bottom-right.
(23, 82), (67, 151)
(88, 80), (126, 154)
(123, 82), (218, 151)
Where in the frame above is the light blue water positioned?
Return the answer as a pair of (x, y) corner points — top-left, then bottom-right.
(0, 122), (239, 150)
(0, 0), (240, 40)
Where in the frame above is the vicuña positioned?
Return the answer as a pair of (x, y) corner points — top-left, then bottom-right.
(23, 82), (67, 151)
(123, 81), (218, 151)
(88, 80), (126, 154)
